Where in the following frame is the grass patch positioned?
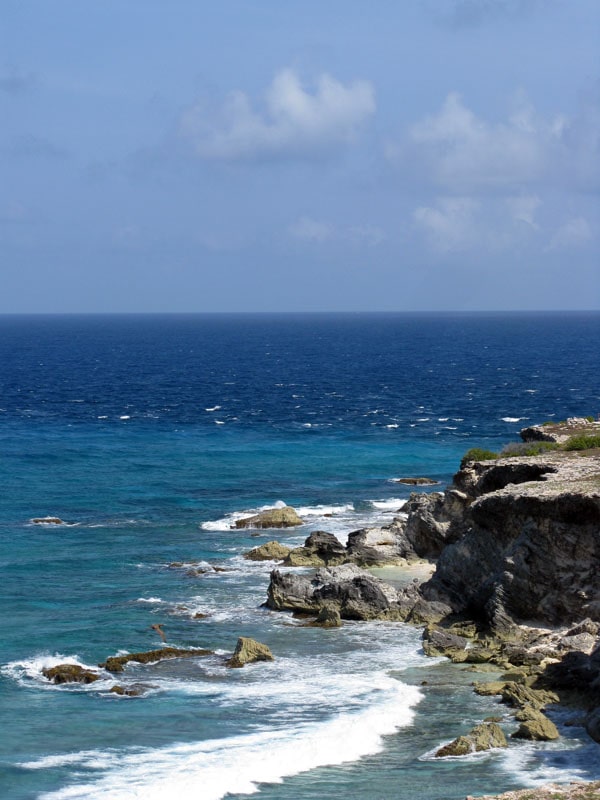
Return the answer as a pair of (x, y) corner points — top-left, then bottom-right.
(563, 434), (600, 451)
(500, 441), (560, 457)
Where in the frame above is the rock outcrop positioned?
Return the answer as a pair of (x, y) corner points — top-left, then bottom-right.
(421, 453), (600, 632)
(284, 531), (347, 567)
(435, 722), (507, 757)
(235, 506), (304, 529)
(226, 637), (274, 668)
(466, 781), (600, 800)
(99, 647), (213, 673)
(266, 564), (426, 622)
(244, 540), (291, 561)
(42, 664), (100, 684)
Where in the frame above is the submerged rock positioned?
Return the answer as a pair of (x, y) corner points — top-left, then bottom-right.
(42, 664), (100, 684)
(32, 517), (65, 525)
(226, 637), (274, 668)
(100, 647), (213, 673)
(235, 506), (304, 529)
(394, 477), (439, 485)
(435, 722), (507, 757)
(109, 684), (147, 697)
(244, 540), (291, 561)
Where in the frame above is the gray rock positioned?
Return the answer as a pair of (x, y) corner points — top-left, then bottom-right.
(346, 522), (408, 565)
(284, 531), (347, 567)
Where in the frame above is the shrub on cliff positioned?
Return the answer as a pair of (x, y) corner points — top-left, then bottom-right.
(460, 448), (498, 468)
(564, 434), (600, 451)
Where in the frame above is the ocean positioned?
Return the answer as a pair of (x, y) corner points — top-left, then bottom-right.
(1, 311), (599, 800)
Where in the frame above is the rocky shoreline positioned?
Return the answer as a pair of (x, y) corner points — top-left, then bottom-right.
(259, 419), (600, 791)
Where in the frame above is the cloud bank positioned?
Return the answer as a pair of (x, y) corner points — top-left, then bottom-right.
(179, 68), (375, 161)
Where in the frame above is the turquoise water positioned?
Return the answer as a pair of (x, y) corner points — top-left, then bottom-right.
(1, 313), (599, 799)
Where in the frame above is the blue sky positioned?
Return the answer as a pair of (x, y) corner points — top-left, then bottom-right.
(1, 0), (599, 312)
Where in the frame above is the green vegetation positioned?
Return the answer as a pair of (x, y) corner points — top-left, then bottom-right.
(460, 448), (498, 468)
(500, 441), (559, 457)
(564, 434), (600, 451)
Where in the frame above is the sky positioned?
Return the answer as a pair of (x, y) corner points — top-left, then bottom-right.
(1, 0), (599, 312)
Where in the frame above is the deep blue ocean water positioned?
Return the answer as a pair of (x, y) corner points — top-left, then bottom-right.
(1, 312), (599, 800)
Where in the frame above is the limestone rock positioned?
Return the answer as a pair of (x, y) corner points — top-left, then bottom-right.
(422, 453), (600, 631)
(435, 722), (507, 757)
(422, 627), (469, 659)
(346, 523), (408, 565)
(226, 637), (274, 668)
(284, 531), (347, 567)
(243, 540), (291, 561)
(511, 707), (559, 740)
(266, 564), (421, 622)
(311, 606), (342, 628)
(100, 647), (213, 673)
(235, 506), (304, 529)
(42, 664), (100, 684)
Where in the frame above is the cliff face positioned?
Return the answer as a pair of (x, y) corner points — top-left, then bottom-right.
(421, 453), (600, 631)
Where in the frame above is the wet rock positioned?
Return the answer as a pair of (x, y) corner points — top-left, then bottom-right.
(244, 540), (291, 561)
(422, 627), (470, 659)
(585, 707), (600, 742)
(42, 664), (100, 684)
(394, 477), (439, 485)
(310, 606), (342, 628)
(32, 517), (65, 525)
(285, 531), (347, 567)
(100, 647), (213, 673)
(511, 707), (559, 740)
(226, 637), (274, 668)
(435, 722), (507, 757)
(109, 684), (147, 697)
(235, 506), (304, 529)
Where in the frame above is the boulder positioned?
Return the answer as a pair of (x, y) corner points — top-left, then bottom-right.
(109, 684), (147, 697)
(285, 531), (347, 567)
(422, 627), (470, 660)
(435, 722), (507, 757)
(244, 540), (291, 561)
(226, 637), (274, 668)
(511, 707), (559, 740)
(42, 664), (100, 684)
(346, 523), (408, 566)
(235, 506), (304, 529)
(100, 647), (213, 673)
(266, 564), (422, 622)
(310, 606), (342, 628)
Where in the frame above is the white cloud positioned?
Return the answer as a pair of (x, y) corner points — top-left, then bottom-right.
(547, 217), (594, 250)
(506, 194), (540, 228)
(180, 68), (375, 161)
(413, 197), (479, 251)
(288, 216), (334, 242)
(406, 92), (561, 191)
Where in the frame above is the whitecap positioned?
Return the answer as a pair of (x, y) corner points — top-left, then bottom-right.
(119, 415), (131, 420)
(370, 499), (407, 512)
(385, 424), (399, 429)
(135, 597), (164, 604)
(205, 406), (221, 412)
(214, 420), (225, 425)
(501, 417), (527, 423)
(33, 679), (422, 800)
(1, 653), (105, 688)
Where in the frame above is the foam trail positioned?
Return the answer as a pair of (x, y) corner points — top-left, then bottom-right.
(36, 680), (422, 800)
